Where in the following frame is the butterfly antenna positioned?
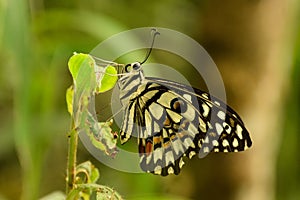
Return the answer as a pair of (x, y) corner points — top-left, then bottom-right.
(92, 56), (120, 67)
(140, 28), (160, 64)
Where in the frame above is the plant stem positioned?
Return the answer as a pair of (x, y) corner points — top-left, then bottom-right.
(66, 120), (78, 194)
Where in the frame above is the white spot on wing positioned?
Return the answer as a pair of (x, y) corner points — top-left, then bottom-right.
(182, 137), (193, 149)
(140, 154), (145, 163)
(165, 151), (174, 165)
(172, 139), (184, 155)
(199, 118), (207, 132)
(236, 124), (243, 139)
(168, 167), (174, 174)
(146, 153), (152, 164)
(166, 109), (182, 123)
(187, 123), (197, 137)
(212, 140), (219, 146)
(185, 105), (195, 121)
(215, 123), (223, 135)
(232, 138), (239, 148)
(189, 151), (196, 159)
(203, 147), (209, 153)
(145, 110), (152, 137)
(223, 122), (232, 134)
(202, 93), (209, 99)
(149, 103), (164, 120)
(217, 111), (226, 120)
(179, 157), (185, 168)
(153, 148), (163, 163)
(153, 122), (160, 133)
(214, 101), (221, 106)
(183, 94), (192, 103)
(222, 139), (229, 147)
(198, 140), (202, 148)
(154, 166), (162, 175)
(202, 103), (210, 117)
(204, 137), (209, 144)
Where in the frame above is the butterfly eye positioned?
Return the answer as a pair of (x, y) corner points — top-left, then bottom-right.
(124, 63), (141, 73)
(132, 63), (141, 70)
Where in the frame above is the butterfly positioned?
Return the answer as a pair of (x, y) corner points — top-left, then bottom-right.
(96, 31), (252, 176)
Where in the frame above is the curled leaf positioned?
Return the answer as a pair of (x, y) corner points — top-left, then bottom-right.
(68, 53), (94, 82)
(96, 65), (118, 93)
(76, 161), (100, 184)
(66, 85), (74, 116)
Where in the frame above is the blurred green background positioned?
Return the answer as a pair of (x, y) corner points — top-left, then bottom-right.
(1, 0), (300, 199)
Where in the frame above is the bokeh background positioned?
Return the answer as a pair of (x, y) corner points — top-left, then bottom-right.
(1, 0), (299, 199)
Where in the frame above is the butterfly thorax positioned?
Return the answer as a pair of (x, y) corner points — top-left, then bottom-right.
(118, 62), (145, 106)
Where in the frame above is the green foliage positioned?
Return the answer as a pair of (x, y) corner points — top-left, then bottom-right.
(65, 53), (121, 199)
(67, 53), (118, 155)
(96, 65), (118, 93)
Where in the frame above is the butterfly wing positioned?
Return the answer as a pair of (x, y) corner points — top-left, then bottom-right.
(119, 78), (252, 176)
(147, 77), (252, 156)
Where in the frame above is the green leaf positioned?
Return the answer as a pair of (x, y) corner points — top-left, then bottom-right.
(96, 65), (118, 93)
(86, 112), (117, 156)
(66, 85), (74, 116)
(90, 165), (100, 184)
(98, 121), (118, 154)
(68, 53), (94, 81)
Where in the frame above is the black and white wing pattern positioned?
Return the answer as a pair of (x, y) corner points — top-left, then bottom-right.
(118, 62), (252, 176)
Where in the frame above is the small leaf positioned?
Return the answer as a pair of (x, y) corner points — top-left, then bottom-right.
(98, 121), (118, 156)
(90, 166), (100, 184)
(96, 186), (123, 200)
(75, 184), (123, 200)
(68, 53), (94, 81)
(66, 85), (74, 116)
(96, 65), (118, 93)
(86, 112), (118, 156)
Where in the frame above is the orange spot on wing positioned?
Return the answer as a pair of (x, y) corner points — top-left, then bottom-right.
(164, 117), (171, 127)
(153, 137), (161, 144)
(146, 141), (153, 156)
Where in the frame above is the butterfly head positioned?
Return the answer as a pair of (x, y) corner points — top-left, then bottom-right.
(124, 62), (142, 73)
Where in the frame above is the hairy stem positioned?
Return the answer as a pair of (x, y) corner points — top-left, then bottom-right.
(66, 120), (78, 194)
